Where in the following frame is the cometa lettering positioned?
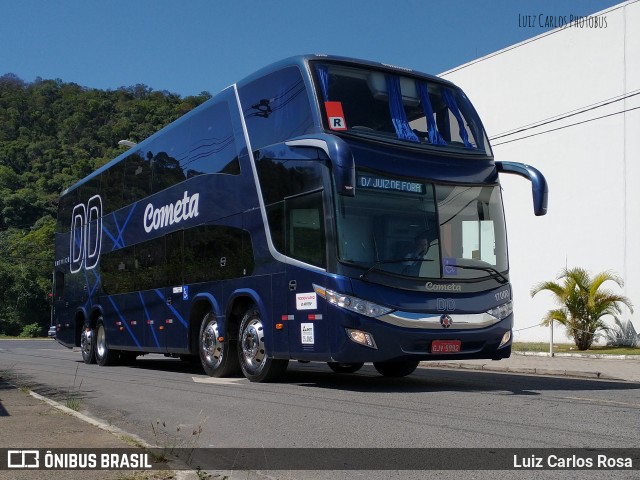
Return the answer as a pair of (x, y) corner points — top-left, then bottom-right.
(144, 191), (199, 233)
(425, 282), (462, 292)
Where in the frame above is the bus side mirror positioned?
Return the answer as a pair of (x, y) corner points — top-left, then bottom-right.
(286, 134), (355, 196)
(496, 161), (548, 216)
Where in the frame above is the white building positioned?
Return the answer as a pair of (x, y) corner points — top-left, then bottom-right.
(440, 1), (639, 343)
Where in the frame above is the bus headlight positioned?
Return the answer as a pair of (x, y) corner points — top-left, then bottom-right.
(499, 330), (512, 348)
(346, 329), (378, 349)
(313, 284), (394, 318)
(486, 301), (513, 321)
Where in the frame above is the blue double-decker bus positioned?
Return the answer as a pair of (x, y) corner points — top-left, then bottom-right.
(53, 55), (547, 382)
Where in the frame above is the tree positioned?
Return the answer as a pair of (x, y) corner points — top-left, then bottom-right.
(0, 73), (211, 335)
(531, 268), (634, 350)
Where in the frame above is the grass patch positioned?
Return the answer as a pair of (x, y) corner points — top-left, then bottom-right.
(119, 435), (148, 449)
(513, 342), (640, 355)
(64, 396), (81, 411)
(63, 365), (84, 411)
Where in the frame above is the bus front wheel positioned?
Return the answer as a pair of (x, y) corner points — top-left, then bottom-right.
(238, 307), (288, 382)
(199, 312), (239, 377)
(373, 360), (420, 377)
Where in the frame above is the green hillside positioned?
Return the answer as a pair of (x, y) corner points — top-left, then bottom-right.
(0, 73), (210, 335)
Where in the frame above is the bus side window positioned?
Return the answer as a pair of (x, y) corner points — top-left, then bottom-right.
(123, 151), (153, 205)
(238, 66), (313, 150)
(150, 119), (189, 193)
(183, 225), (247, 283)
(101, 247), (135, 295)
(101, 160), (126, 213)
(285, 191), (326, 268)
(182, 102), (240, 177)
(135, 237), (165, 291)
(165, 230), (183, 286)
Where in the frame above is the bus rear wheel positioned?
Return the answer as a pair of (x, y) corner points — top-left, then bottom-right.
(80, 325), (96, 364)
(238, 307), (288, 382)
(373, 360), (420, 377)
(199, 312), (240, 377)
(327, 362), (364, 374)
(95, 321), (118, 367)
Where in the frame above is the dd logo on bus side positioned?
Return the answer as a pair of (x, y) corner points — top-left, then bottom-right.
(70, 195), (102, 273)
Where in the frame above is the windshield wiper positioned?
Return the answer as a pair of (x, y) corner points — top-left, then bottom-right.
(359, 258), (434, 281)
(447, 264), (509, 284)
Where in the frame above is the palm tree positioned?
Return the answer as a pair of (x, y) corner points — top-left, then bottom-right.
(530, 268), (634, 350)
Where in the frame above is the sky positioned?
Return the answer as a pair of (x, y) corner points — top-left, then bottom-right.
(0, 0), (623, 98)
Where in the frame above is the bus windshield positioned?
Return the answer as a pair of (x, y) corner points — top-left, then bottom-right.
(335, 172), (508, 281)
(313, 62), (491, 155)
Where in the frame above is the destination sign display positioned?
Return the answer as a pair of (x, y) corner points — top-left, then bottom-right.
(357, 175), (425, 194)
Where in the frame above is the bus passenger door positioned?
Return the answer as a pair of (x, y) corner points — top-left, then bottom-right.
(283, 191), (329, 360)
(286, 270), (328, 361)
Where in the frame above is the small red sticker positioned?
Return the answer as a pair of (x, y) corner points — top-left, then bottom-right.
(325, 101), (347, 131)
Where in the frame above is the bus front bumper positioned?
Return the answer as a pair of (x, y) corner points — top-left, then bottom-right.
(328, 312), (513, 363)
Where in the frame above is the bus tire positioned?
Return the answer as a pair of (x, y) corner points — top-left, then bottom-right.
(327, 362), (364, 374)
(95, 321), (118, 367)
(80, 325), (96, 364)
(199, 312), (240, 377)
(238, 307), (288, 382)
(373, 360), (420, 377)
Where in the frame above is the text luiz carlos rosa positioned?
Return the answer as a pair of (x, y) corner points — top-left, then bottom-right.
(514, 454), (633, 469)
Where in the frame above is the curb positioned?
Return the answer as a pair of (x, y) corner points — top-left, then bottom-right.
(29, 390), (154, 448)
(24, 387), (261, 480)
(419, 361), (625, 381)
(27, 389), (192, 479)
(513, 351), (640, 360)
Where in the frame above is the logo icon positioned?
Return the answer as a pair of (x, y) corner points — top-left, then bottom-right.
(440, 314), (453, 329)
(69, 195), (102, 273)
(7, 450), (39, 469)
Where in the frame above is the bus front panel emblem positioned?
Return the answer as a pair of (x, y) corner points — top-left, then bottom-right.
(440, 315), (453, 329)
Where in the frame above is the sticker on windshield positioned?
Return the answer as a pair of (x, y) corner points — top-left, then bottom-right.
(325, 101), (347, 131)
(443, 257), (458, 276)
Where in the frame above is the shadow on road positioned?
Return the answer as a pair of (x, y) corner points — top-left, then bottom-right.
(285, 364), (640, 396)
(126, 357), (640, 396)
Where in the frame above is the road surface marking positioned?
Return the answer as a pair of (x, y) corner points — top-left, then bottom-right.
(561, 396), (640, 408)
(192, 376), (247, 385)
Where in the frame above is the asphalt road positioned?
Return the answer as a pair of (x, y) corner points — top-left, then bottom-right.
(1, 339), (639, 480)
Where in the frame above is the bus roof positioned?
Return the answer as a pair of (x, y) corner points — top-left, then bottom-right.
(235, 54), (454, 89)
(61, 54), (456, 196)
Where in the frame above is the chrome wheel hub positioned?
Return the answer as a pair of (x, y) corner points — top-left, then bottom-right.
(80, 328), (92, 354)
(96, 326), (106, 358)
(241, 318), (265, 372)
(201, 320), (223, 368)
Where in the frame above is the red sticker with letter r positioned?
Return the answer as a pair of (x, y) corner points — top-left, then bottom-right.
(325, 101), (347, 131)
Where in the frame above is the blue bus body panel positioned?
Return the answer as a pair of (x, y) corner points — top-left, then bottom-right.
(52, 54), (526, 370)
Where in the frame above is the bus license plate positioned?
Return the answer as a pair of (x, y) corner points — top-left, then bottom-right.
(431, 340), (461, 354)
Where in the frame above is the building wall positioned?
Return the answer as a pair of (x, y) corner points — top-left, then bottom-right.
(440, 1), (639, 343)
